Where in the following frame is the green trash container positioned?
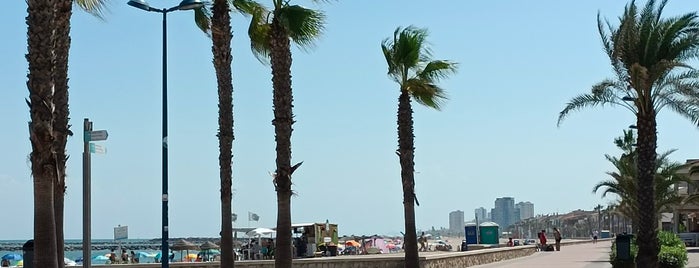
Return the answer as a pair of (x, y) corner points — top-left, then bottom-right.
(22, 240), (33, 268)
(616, 234), (634, 261)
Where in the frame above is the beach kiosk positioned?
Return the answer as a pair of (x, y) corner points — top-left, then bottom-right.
(464, 223), (478, 244)
(291, 222), (339, 257)
(479, 222), (499, 244)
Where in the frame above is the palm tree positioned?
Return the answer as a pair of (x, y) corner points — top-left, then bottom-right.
(381, 26), (457, 268)
(593, 131), (693, 227)
(245, 1), (327, 266)
(27, 0), (105, 266)
(193, 1), (266, 266)
(52, 1), (105, 267)
(558, 0), (699, 264)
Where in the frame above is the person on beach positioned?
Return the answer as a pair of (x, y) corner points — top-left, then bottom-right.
(131, 251), (139, 263)
(109, 249), (116, 264)
(419, 232), (427, 252)
(121, 249), (129, 263)
(553, 228), (562, 251)
(593, 230), (599, 244)
(1, 259), (10, 267)
(538, 230), (547, 251)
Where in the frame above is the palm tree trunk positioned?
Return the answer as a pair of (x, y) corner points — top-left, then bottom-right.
(211, 0), (235, 267)
(397, 90), (419, 268)
(635, 109), (659, 267)
(53, 0), (72, 267)
(27, 0), (59, 266)
(269, 17), (294, 268)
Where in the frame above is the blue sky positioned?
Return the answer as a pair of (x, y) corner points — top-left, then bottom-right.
(2, 0), (699, 240)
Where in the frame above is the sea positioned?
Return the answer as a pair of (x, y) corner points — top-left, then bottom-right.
(0, 239), (198, 265)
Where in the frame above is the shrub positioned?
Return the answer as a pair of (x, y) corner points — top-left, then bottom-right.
(658, 245), (688, 268)
(610, 232), (687, 268)
(658, 231), (685, 248)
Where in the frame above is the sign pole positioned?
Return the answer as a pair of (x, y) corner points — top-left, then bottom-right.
(83, 118), (92, 268)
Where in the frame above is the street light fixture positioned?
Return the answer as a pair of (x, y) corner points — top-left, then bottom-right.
(127, 1), (203, 268)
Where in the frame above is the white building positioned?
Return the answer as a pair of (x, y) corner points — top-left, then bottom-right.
(449, 210), (465, 233)
(516, 201), (535, 220)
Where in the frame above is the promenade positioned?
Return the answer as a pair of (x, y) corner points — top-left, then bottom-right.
(469, 241), (612, 268)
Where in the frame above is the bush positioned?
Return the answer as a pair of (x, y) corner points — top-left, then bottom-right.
(658, 246), (688, 268)
(658, 232), (685, 248)
(610, 231), (687, 268)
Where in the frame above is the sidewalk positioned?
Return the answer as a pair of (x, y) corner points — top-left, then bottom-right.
(469, 241), (612, 268)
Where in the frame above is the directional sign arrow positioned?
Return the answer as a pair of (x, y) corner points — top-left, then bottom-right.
(88, 130), (108, 141)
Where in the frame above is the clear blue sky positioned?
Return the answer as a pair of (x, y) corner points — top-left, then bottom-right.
(2, 0), (699, 240)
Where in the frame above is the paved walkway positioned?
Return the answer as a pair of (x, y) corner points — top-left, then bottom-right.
(470, 241), (612, 268)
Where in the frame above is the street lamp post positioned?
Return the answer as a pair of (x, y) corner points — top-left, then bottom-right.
(126, 1), (203, 267)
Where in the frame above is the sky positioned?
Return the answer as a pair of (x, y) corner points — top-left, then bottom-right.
(2, 0), (699, 240)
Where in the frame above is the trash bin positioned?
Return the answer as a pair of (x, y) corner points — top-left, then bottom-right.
(461, 240), (468, 251)
(616, 234), (634, 261)
(22, 240), (34, 268)
(328, 245), (338, 256)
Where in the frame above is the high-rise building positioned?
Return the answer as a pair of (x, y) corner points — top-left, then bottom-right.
(516, 201), (535, 220)
(492, 197), (516, 228)
(475, 207), (487, 222)
(449, 210), (465, 233)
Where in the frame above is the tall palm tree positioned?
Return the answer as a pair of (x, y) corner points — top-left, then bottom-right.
(27, 0), (59, 265)
(27, 0), (105, 266)
(593, 131), (693, 227)
(558, 0), (699, 264)
(52, 1), (105, 267)
(244, 1), (327, 267)
(193, 1), (266, 266)
(381, 26), (457, 268)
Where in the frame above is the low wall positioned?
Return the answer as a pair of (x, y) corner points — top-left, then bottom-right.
(94, 239), (606, 268)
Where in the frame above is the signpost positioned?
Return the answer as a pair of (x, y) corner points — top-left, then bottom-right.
(114, 225), (128, 240)
(83, 119), (108, 268)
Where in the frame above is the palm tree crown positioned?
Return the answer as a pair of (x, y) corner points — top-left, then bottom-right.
(558, 0), (699, 125)
(382, 26), (457, 109)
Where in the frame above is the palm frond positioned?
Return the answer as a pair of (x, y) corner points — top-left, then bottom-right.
(277, 5), (325, 50)
(193, 6), (212, 37)
(75, 0), (108, 19)
(248, 10), (272, 63)
(232, 0), (268, 16)
(418, 60), (458, 83)
(404, 78), (447, 110)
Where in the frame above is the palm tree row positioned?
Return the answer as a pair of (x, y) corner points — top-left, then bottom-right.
(592, 130), (695, 229)
(196, 2), (458, 267)
(558, 0), (699, 265)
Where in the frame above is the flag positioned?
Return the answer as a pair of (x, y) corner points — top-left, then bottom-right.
(249, 212), (260, 221)
(232, 213), (237, 222)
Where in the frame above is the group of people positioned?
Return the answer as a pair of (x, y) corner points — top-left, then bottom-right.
(537, 228), (562, 251)
(107, 249), (141, 264)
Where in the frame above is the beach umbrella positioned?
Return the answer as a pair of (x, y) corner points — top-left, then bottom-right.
(344, 240), (360, 247)
(1, 253), (22, 261)
(172, 239), (199, 262)
(199, 241), (220, 250)
(246, 227), (275, 237)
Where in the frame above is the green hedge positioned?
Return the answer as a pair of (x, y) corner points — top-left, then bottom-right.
(610, 231), (688, 268)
